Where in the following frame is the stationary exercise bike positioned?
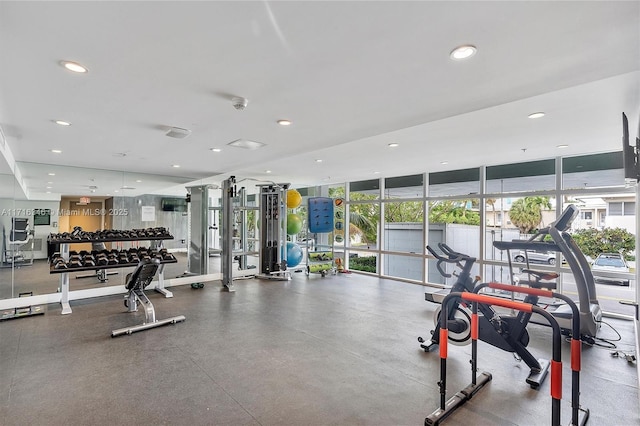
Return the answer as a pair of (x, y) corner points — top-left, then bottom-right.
(418, 243), (551, 389)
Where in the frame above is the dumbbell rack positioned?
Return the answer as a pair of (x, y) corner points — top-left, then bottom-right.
(49, 233), (176, 315)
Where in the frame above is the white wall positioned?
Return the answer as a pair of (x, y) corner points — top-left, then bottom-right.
(606, 215), (636, 233)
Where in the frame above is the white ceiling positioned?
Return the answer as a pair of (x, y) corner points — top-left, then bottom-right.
(0, 1), (638, 200)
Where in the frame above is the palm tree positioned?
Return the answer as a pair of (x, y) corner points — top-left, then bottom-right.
(508, 196), (552, 233)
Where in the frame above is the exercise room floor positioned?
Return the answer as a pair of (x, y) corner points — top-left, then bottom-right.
(1, 272), (638, 425)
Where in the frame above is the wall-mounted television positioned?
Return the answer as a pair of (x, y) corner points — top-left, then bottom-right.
(33, 209), (51, 226)
(161, 197), (188, 212)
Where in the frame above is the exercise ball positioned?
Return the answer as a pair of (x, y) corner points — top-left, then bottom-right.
(285, 242), (303, 268)
(287, 189), (302, 209)
(286, 213), (303, 235)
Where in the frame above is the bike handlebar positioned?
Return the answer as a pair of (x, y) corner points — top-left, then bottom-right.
(426, 245), (452, 278)
(426, 243), (477, 279)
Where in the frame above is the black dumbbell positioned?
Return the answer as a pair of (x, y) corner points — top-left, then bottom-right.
(162, 252), (174, 261)
(68, 258), (83, 268)
(54, 260), (68, 270)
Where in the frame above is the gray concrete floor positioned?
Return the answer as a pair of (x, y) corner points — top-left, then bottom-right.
(0, 270), (638, 425)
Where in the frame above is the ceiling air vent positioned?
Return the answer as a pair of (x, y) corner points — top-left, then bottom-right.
(166, 127), (192, 139)
(227, 139), (266, 150)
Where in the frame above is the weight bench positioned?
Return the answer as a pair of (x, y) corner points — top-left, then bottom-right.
(111, 258), (185, 337)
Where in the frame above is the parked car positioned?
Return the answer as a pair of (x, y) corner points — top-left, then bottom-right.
(591, 253), (630, 286)
(511, 250), (556, 265)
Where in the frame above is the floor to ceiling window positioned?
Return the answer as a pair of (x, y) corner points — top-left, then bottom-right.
(382, 174), (424, 282)
(427, 168), (481, 286)
(347, 179), (380, 274)
(561, 152), (636, 316)
(333, 151), (636, 318)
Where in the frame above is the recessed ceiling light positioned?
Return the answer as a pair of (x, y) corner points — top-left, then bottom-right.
(441, 161), (449, 165)
(46, 191), (51, 194)
(50, 149), (62, 154)
(46, 186), (52, 189)
(265, 170), (272, 174)
(48, 173), (55, 176)
(47, 181), (53, 184)
(315, 159), (323, 163)
(54, 120), (71, 126)
(557, 144), (569, 149)
(60, 60), (88, 73)
(388, 143), (399, 148)
(114, 190), (119, 193)
(277, 119), (292, 126)
(210, 148), (222, 152)
(172, 164), (181, 168)
(136, 180), (142, 183)
(528, 112), (545, 119)
(450, 45), (477, 60)
(373, 171), (380, 174)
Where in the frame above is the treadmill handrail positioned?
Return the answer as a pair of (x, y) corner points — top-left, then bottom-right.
(493, 240), (561, 253)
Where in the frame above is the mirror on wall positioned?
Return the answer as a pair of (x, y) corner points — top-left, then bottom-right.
(0, 171), (18, 300)
(1, 164), (195, 300)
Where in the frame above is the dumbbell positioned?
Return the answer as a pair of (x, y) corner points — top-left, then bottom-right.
(162, 252), (175, 261)
(68, 257), (83, 268)
(53, 259), (68, 270)
(106, 254), (118, 265)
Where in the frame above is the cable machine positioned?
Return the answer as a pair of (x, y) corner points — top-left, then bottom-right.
(257, 182), (290, 280)
(220, 176), (260, 290)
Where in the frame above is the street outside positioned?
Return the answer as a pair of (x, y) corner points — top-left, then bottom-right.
(527, 272), (636, 317)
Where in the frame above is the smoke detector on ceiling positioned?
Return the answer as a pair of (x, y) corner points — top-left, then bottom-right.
(166, 127), (192, 139)
(231, 97), (248, 111)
